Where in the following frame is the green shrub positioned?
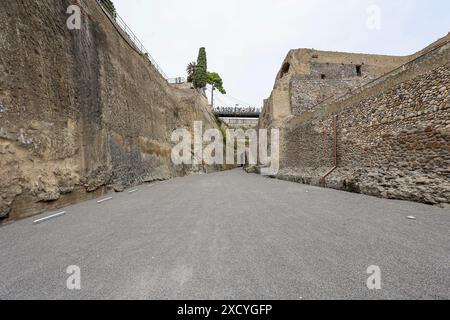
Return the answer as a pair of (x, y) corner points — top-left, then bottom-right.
(100, 0), (117, 18)
(193, 47), (208, 89)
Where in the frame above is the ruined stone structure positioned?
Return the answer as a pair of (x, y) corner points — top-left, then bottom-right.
(0, 0), (220, 222)
(260, 34), (450, 207)
(260, 49), (412, 130)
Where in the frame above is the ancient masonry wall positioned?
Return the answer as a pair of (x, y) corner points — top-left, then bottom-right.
(0, 0), (220, 222)
(259, 48), (410, 131)
(278, 41), (450, 206)
(290, 78), (366, 115)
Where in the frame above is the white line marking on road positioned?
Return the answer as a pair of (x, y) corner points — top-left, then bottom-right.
(33, 211), (66, 224)
(97, 197), (113, 204)
(128, 189), (139, 194)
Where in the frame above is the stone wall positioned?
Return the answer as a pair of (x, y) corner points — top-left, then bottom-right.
(259, 48), (409, 131)
(291, 78), (365, 115)
(0, 0), (220, 222)
(278, 39), (450, 207)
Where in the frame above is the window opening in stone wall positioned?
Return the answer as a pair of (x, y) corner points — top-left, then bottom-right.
(280, 62), (291, 79)
(356, 65), (362, 77)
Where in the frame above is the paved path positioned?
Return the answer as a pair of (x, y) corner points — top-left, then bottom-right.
(0, 169), (449, 300)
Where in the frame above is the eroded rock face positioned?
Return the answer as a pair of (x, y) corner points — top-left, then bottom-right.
(0, 0), (220, 222)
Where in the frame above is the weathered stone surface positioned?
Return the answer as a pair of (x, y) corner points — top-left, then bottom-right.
(112, 184), (125, 193)
(259, 48), (412, 131)
(0, 0), (220, 222)
(261, 34), (450, 207)
(244, 165), (258, 174)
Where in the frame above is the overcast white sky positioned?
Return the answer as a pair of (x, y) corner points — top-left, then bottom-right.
(114, 0), (449, 107)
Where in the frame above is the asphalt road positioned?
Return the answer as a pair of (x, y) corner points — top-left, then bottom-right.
(0, 169), (449, 300)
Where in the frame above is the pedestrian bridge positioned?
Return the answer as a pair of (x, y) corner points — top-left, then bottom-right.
(213, 108), (261, 130)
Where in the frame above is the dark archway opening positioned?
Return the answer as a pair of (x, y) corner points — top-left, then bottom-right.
(356, 65), (362, 77)
(280, 62), (291, 79)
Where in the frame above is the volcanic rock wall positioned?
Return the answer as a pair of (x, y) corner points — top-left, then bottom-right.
(0, 0), (219, 222)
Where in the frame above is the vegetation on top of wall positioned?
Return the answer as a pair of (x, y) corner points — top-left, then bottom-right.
(193, 47), (208, 89)
(186, 62), (197, 83)
(100, 0), (117, 18)
(187, 50), (227, 95)
(207, 72), (226, 94)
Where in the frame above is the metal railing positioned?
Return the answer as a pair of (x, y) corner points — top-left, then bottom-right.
(168, 77), (187, 84)
(96, 0), (171, 81)
(214, 107), (261, 118)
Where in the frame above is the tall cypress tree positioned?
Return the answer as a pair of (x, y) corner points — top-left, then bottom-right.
(194, 47), (208, 89)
